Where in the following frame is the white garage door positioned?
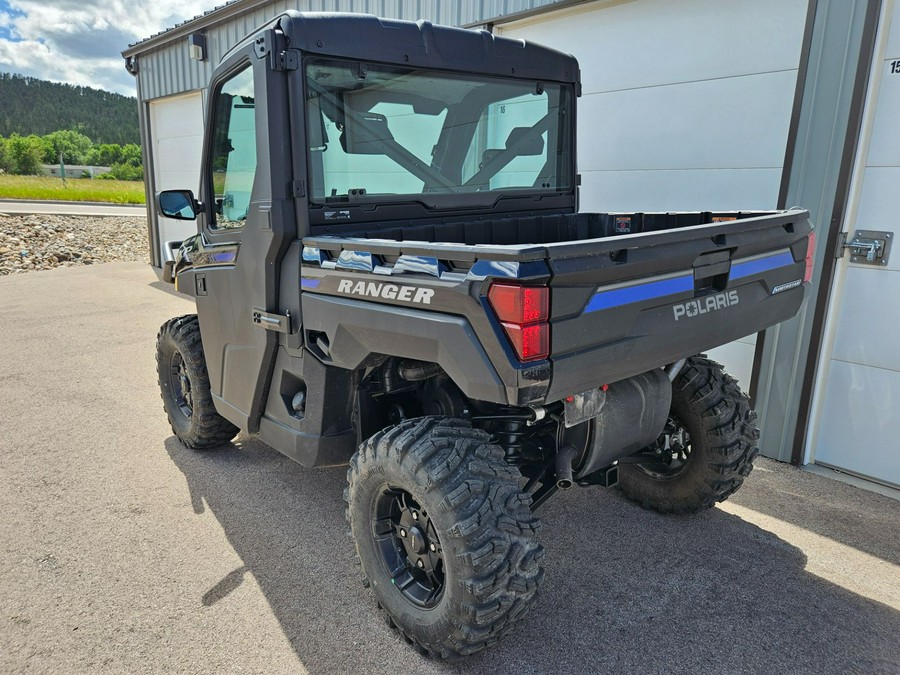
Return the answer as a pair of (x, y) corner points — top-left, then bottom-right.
(149, 92), (205, 262)
(497, 0), (808, 391)
(809, 1), (900, 488)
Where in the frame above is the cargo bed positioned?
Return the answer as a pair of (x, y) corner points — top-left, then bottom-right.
(301, 208), (813, 403)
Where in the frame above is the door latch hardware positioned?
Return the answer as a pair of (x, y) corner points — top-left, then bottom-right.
(275, 49), (299, 71)
(839, 230), (892, 266)
(252, 308), (290, 333)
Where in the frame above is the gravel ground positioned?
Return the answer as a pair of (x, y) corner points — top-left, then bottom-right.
(0, 214), (148, 275)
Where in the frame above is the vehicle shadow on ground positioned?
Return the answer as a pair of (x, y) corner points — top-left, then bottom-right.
(148, 279), (194, 301)
(729, 460), (900, 566)
(165, 437), (899, 675)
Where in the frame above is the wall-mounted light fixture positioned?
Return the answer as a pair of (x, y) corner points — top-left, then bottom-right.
(188, 32), (207, 61)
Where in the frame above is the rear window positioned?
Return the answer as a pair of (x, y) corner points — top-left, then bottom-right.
(304, 58), (574, 203)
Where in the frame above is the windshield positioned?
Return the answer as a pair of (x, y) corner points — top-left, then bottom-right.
(304, 58), (574, 204)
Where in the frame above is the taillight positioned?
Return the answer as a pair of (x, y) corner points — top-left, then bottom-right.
(804, 231), (816, 283)
(488, 283), (550, 362)
(501, 322), (550, 362)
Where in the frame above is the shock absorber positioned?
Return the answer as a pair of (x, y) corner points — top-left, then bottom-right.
(496, 418), (529, 464)
(471, 407), (557, 468)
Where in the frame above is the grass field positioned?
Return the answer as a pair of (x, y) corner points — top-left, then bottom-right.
(0, 175), (146, 204)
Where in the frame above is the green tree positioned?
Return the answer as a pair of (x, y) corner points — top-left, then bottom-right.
(7, 134), (45, 174)
(0, 136), (12, 173)
(121, 143), (143, 167)
(0, 72), (140, 145)
(87, 143), (124, 167)
(42, 129), (93, 165)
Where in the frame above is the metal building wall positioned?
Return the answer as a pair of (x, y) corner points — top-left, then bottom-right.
(129, 0), (573, 102)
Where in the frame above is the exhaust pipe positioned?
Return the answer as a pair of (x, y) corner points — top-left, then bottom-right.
(555, 444), (578, 490)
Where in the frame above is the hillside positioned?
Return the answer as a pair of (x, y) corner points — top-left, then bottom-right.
(0, 73), (139, 146)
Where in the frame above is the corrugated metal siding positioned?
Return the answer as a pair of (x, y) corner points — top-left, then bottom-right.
(134, 0), (568, 100)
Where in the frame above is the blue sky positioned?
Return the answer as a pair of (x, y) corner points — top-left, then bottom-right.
(0, 2), (23, 41)
(0, 0), (218, 95)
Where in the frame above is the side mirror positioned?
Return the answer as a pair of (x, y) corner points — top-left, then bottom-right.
(158, 190), (198, 220)
(505, 127), (545, 156)
(340, 112), (394, 155)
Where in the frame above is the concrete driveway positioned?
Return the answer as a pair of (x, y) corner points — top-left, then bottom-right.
(1, 262), (898, 674)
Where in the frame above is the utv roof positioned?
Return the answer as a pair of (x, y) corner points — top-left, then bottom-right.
(281, 12), (578, 82)
(235, 12), (580, 84)
(122, 7), (579, 82)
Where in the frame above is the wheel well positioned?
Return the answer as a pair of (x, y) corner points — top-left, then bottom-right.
(354, 358), (470, 443)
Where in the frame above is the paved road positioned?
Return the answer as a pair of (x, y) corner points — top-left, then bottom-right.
(0, 199), (146, 217)
(1, 262), (898, 674)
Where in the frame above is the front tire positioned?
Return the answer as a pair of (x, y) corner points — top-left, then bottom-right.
(156, 314), (238, 449)
(618, 356), (759, 514)
(345, 417), (543, 658)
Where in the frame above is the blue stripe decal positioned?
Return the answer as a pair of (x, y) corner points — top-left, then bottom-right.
(583, 250), (796, 314)
(730, 251), (796, 280)
(301, 278), (320, 289)
(585, 274), (694, 313)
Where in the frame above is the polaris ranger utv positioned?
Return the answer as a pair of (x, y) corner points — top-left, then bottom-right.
(156, 11), (815, 658)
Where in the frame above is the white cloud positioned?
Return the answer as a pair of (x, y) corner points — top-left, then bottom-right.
(0, 0), (218, 95)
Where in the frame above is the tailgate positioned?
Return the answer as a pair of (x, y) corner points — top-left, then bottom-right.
(545, 209), (812, 401)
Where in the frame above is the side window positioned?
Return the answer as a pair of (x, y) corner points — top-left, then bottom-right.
(209, 65), (257, 229)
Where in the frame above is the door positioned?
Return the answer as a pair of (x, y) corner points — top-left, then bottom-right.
(809, 2), (900, 488)
(193, 50), (295, 432)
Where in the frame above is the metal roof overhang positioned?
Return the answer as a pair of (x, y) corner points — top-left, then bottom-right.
(121, 0), (591, 59)
(122, 0), (271, 57)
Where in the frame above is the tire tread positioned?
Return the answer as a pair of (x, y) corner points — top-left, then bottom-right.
(156, 314), (238, 449)
(346, 417), (543, 659)
(619, 356), (759, 514)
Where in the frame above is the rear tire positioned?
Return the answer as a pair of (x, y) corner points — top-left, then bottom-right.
(618, 356), (759, 514)
(156, 314), (238, 449)
(345, 417), (543, 658)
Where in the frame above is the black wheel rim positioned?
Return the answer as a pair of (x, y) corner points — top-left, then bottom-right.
(636, 414), (692, 479)
(168, 352), (193, 419)
(372, 487), (445, 609)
